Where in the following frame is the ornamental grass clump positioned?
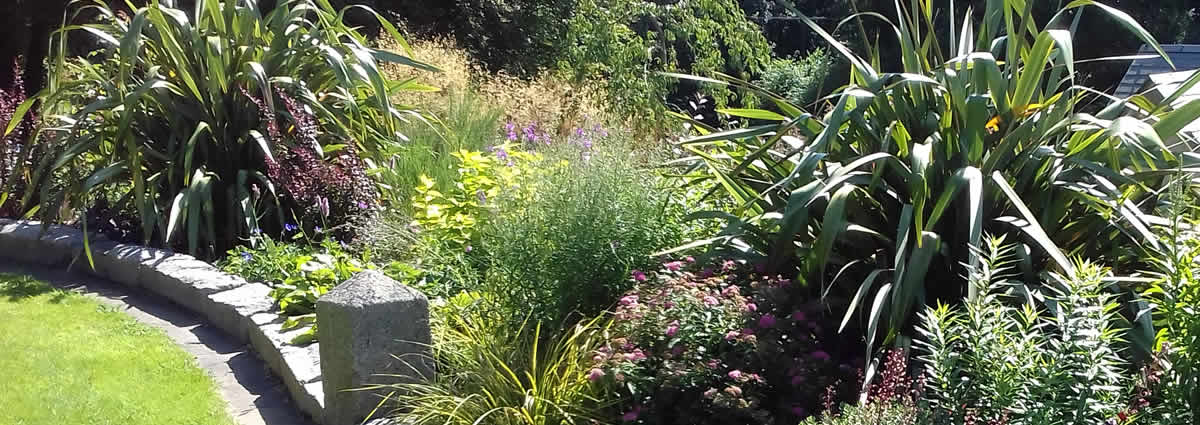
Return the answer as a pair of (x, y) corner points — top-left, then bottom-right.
(479, 143), (683, 324)
(383, 304), (611, 425)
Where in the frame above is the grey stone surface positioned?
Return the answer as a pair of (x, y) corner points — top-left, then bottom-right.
(203, 283), (276, 342)
(0, 221), (59, 265)
(317, 270), (432, 425)
(139, 255), (247, 310)
(90, 244), (173, 286)
(246, 306), (325, 422)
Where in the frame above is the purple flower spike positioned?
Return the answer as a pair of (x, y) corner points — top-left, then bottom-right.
(496, 148), (509, 162)
(631, 270), (647, 282)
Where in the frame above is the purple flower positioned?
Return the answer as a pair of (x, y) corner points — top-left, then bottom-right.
(811, 351), (831, 361)
(665, 322), (679, 337)
(314, 226), (322, 233)
(727, 370), (744, 380)
(685, 256), (696, 263)
(664, 261), (683, 271)
(317, 196), (330, 218)
(744, 303), (758, 312)
(621, 408), (639, 422)
(703, 388), (718, 399)
(505, 122), (518, 141)
(724, 330), (740, 340)
(357, 200), (370, 209)
(758, 314), (777, 329)
(240, 251), (253, 262)
(631, 270), (647, 282)
(575, 127), (585, 137)
(619, 295), (639, 306)
(284, 223), (298, 232)
(587, 368), (605, 382)
(495, 148), (509, 162)
(465, 245), (473, 253)
(702, 295), (719, 306)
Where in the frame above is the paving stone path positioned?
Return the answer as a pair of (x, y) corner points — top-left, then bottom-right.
(1, 262), (315, 425)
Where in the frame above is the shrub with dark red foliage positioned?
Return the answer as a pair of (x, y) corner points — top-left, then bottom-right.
(262, 91), (377, 240)
(0, 58), (30, 217)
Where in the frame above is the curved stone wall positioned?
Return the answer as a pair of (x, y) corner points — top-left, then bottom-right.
(0, 219), (325, 422)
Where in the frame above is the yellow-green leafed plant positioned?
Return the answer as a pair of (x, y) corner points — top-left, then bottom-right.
(22, 0), (436, 258)
(411, 144), (548, 249)
(379, 304), (612, 425)
(666, 0), (1200, 372)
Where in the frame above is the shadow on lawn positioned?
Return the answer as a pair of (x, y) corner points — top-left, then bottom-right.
(0, 273), (65, 302)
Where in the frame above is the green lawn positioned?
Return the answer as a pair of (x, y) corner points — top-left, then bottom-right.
(0, 273), (235, 425)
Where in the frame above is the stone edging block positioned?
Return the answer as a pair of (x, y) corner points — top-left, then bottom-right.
(0, 218), (326, 423)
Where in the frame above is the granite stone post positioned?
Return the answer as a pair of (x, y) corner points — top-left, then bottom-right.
(317, 270), (433, 425)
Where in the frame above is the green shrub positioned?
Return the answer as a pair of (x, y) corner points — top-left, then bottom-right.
(374, 90), (503, 206)
(670, 0), (1200, 362)
(479, 144), (684, 323)
(219, 233), (421, 344)
(25, 0), (433, 258)
(410, 143), (549, 249)
(799, 402), (919, 425)
(753, 49), (834, 108)
(915, 237), (1129, 424)
(382, 305), (610, 425)
(563, 0), (773, 126)
(1137, 177), (1200, 423)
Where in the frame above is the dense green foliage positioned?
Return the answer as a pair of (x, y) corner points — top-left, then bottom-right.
(564, 0), (772, 122)
(376, 91), (502, 206)
(916, 238), (1129, 424)
(672, 0), (1200, 365)
(20, 0), (433, 258)
(478, 145), (684, 323)
(220, 232), (419, 343)
(1138, 181), (1200, 423)
(752, 48), (834, 109)
(3, 1), (1200, 424)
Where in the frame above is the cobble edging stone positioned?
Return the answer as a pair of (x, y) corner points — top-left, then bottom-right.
(0, 219), (325, 422)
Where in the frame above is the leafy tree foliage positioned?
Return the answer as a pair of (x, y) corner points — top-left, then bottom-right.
(564, 0), (773, 123)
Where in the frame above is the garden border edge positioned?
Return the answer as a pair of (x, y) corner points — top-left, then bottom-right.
(0, 218), (326, 423)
